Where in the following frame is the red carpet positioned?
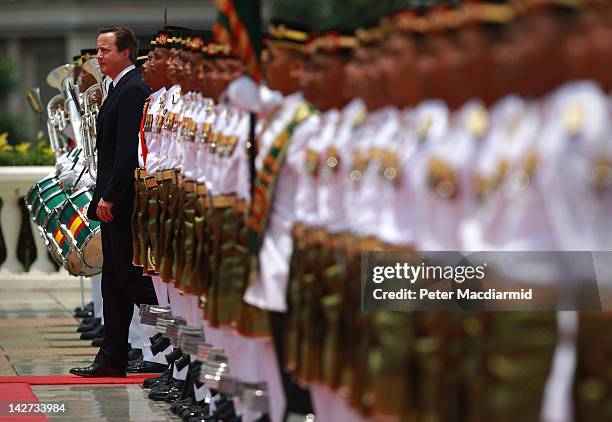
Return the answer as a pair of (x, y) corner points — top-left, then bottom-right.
(0, 383), (48, 421)
(0, 374), (160, 385)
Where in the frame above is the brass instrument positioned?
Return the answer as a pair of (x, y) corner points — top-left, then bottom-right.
(26, 87), (46, 141)
(46, 64), (77, 156)
(76, 58), (106, 182)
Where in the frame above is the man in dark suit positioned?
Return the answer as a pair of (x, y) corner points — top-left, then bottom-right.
(70, 26), (158, 377)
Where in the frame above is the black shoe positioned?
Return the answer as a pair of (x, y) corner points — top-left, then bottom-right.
(74, 309), (94, 319)
(81, 316), (97, 325)
(80, 325), (104, 340)
(128, 348), (142, 363)
(77, 318), (101, 333)
(181, 403), (210, 421)
(148, 379), (185, 401)
(69, 363), (125, 378)
(143, 369), (170, 389)
(91, 337), (104, 347)
(170, 397), (193, 415)
(74, 302), (94, 313)
(128, 356), (143, 368)
(127, 360), (167, 374)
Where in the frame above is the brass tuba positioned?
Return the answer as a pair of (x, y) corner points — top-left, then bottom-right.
(46, 64), (77, 156)
(77, 58), (106, 182)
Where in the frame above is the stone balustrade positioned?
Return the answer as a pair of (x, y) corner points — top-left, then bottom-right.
(0, 166), (73, 280)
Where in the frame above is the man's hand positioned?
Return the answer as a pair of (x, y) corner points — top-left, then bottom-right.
(96, 199), (114, 223)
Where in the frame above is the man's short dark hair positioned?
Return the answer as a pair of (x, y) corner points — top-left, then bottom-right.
(99, 26), (139, 63)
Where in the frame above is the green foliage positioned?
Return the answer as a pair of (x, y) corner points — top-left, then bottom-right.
(0, 138), (55, 166)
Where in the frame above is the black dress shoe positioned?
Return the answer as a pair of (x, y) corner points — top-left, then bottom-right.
(91, 337), (104, 347)
(127, 360), (167, 373)
(149, 379), (185, 401)
(77, 317), (101, 333)
(182, 405), (211, 421)
(179, 401), (209, 420)
(170, 396), (192, 414)
(74, 309), (94, 319)
(128, 356), (143, 368)
(69, 363), (126, 378)
(81, 316), (96, 325)
(74, 302), (94, 313)
(128, 348), (142, 363)
(80, 325), (105, 340)
(143, 370), (170, 388)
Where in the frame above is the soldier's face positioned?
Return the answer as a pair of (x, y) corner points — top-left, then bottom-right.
(456, 28), (490, 101)
(96, 32), (131, 79)
(196, 59), (218, 97)
(301, 53), (349, 111)
(180, 51), (195, 91)
(166, 49), (181, 85)
(141, 51), (154, 85)
(145, 48), (171, 90)
(188, 54), (203, 92)
(490, 25), (529, 101)
(429, 34), (466, 108)
(176, 51), (191, 89)
(345, 47), (369, 103)
(263, 44), (304, 96)
(379, 33), (420, 108)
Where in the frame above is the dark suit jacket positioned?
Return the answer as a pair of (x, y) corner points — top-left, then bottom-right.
(87, 68), (150, 223)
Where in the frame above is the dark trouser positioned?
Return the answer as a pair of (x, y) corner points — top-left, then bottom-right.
(269, 310), (313, 417)
(95, 220), (158, 370)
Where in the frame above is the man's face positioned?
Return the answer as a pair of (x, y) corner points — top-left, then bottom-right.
(428, 34), (467, 108)
(96, 32), (130, 78)
(196, 58), (218, 97)
(177, 50), (191, 91)
(181, 51), (195, 91)
(166, 48), (181, 85)
(142, 51), (154, 86)
(186, 53), (203, 92)
(301, 53), (349, 111)
(263, 44), (303, 95)
(344, 46), (369, 102)
(379, 33), (420, 108)
(143, 48), (171, 91)
(215, 58), (244, 95)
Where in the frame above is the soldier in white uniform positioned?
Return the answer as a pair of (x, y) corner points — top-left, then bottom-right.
(129, 29), (175, 374)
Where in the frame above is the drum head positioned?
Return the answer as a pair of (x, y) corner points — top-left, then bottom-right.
(82, 230), (103, 270)
(64, 249), (84, 277)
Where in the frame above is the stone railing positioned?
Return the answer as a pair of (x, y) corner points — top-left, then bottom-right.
(0, 166), (69, 278)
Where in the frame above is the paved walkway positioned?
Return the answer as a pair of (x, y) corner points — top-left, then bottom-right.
(0, 275), (177, 421)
